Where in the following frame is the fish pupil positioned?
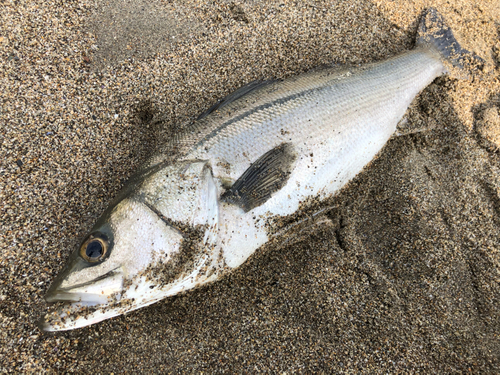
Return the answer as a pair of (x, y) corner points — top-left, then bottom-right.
(86, 240), (103, 259)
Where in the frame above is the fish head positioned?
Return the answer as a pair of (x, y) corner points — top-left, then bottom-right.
(42, 160), (220, 331)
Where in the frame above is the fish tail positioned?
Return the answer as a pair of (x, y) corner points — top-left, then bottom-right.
(417, 8), (484, 71)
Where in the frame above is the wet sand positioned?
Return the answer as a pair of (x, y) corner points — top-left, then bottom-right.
(1, 0), (499, 372)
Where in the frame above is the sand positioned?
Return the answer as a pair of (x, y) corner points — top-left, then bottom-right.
(1, 0), (499, 372)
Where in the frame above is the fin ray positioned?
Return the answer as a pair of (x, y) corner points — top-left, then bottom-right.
(221, 143), (296, 212)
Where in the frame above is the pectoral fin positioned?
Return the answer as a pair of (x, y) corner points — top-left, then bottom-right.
(221, 143), (296, 212)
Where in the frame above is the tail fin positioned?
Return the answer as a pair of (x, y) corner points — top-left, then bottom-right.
(417, 8), (484, 70)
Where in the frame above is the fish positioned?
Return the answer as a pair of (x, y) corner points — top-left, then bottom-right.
(41, 8), (482, 331)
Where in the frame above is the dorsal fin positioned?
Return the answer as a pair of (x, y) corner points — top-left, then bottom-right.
(221, 143), (296, 212)
(197, 80), (276, 121)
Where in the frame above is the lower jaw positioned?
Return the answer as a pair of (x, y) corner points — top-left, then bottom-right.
(40, 302), (122, 331)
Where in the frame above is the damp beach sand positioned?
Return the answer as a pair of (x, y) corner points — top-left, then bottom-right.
(1, 0), (500, 372)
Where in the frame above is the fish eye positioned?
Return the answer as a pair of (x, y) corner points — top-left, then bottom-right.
(80, 233), (108, 263)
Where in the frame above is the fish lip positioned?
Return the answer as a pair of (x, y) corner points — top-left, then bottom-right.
(44, 291), (107, 304)
(44, 268), (124, 305)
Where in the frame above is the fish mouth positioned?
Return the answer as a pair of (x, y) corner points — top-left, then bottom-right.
(41, 269), (126, 332)
(45, 269), (124, 305)
(40, 273), (171, 332)
(45, 268), (124, 305)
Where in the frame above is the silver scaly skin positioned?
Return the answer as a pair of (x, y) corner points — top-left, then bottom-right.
(41, 9), (482, 331)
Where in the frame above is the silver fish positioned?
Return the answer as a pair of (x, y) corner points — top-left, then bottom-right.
(41, 9), (481, 331)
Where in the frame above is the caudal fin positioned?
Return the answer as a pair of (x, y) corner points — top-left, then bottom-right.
(417, 8), (484, 70)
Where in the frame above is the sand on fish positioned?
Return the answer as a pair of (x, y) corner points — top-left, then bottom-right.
(0, 0), (499, 372)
